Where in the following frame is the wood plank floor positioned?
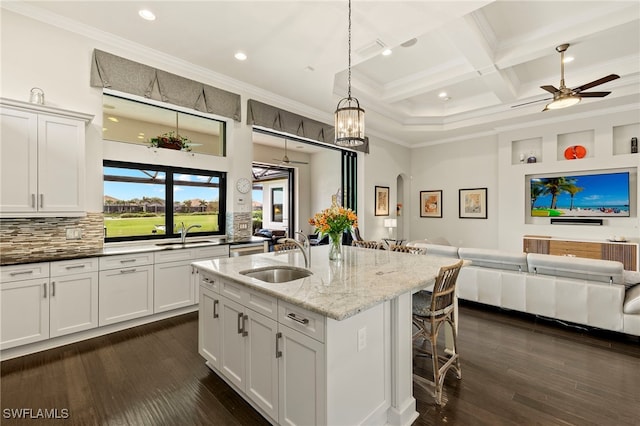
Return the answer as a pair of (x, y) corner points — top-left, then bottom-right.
(1, 303), (639, 425)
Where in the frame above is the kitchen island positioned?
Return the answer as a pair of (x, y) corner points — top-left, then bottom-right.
(193, 245), (461, 426)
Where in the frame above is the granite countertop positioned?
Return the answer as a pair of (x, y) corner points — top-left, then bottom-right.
(192, 245), (463, 321)
(0, 236), (268, 266)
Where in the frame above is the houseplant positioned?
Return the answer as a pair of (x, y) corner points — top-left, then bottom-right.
(309, 201), (357, 261)
(149, 131), (192, 151)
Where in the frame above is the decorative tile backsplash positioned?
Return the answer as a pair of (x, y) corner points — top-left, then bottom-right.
(226, 211), (252, 240)
(0, 213), (104, 261)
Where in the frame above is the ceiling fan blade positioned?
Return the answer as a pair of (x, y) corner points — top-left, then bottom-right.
(288, 160), (309, 165)
(577, 91), (611, 98)
(540, 85), (559, 94)
(512, 97), (552, 108)
(573, 74), (619, 93)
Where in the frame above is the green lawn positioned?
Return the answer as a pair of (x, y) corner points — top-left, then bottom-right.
(104, 214), (219, 237)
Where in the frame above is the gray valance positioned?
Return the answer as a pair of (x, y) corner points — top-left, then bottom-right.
(247, 99), (369, 153)
(90, 49), (241, 122)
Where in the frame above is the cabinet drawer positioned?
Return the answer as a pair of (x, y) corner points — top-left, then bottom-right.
(99, 253), (154, 270)
(195, 245), (229, 259)
(278, 300), (325, 343)
(0, 262), (49, 283)
(200, 270), (221, 293)
(549, 241), (601, 259)
(51, 258), (99, 276)
(220, 280), (277, 320)
(154, 248), (195, 263)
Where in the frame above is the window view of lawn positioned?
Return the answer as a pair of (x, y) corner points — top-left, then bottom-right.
(104, 213), (219, 238)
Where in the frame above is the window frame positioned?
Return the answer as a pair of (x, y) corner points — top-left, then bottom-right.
(103, 160), (226, 243)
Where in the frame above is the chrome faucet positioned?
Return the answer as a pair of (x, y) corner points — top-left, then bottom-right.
(278, 233), (311, 268)
(180, 222), (202, 243)
(295, 231), (311, 268)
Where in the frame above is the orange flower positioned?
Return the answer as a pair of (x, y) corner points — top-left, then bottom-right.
(309, 205), (358, 237)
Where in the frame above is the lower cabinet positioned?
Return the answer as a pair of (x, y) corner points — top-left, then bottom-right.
(0, 277), (49, 349)
(154, 260), (194, 313)
(198, 272), (325, 425)
(99, 254), (154, 326)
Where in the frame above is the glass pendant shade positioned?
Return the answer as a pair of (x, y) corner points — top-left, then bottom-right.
(335, 97), (365, 147)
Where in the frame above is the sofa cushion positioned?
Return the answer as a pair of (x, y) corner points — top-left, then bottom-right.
(623, 270), (640, 289)
(458, 247), (527, 272)
(406, 242), (459, 258)
(527, 253), (624, 285)
(623, 284), (640, 314)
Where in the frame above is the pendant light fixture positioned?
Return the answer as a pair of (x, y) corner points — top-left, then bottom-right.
(334, 0), (365, 147)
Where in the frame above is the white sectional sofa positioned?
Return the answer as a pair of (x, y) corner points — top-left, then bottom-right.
(406, 241), (640, 336)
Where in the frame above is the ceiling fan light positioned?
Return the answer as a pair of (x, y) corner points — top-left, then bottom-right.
(545, 95), (581, 110)
(335, 97), (365, 147)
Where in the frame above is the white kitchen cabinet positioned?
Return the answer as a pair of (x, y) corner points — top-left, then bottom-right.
(0, 263), (50, 350)
(0, 98), (93, 217)
(49, 258), (99, 337)
(199, 284), (221, 369)
(154, 260), (195, 313)
(278, 324), (326, 426)
(99, 254), (154, 326)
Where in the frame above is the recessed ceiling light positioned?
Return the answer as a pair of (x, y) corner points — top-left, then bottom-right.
(381, 49), (392, 56)
(438, 92), (448, 98)
(137, 136), (145, 139)
(107, 116), (119, 122)
(234, 51), (247, 61)
(138, 9), (156, 21)
(563, 56), (574, 63)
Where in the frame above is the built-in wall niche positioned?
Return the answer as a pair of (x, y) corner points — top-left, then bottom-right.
(511, 137), (542, 165)
(557, 129), (594, 161)
(613, 123), (640, 156)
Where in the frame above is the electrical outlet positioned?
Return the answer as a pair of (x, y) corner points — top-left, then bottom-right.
(66, 228), (82, 240)
(357, 327), (367, 352)
(239, 222), (249, 230)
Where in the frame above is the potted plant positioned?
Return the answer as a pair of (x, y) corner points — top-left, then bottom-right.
(149, 131), (192, 151)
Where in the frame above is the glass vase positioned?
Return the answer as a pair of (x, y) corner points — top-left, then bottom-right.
(328, 232), (343, 261)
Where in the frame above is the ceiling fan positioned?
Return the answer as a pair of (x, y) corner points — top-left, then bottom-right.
(272, 139), (308, 165)
(513, 43), (619, 111)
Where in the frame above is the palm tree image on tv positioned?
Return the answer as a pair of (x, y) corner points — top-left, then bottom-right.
(531, 172), (630, 217)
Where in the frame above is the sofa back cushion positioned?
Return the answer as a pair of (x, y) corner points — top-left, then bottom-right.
(458, 247), (527, 272)
(527, 253), (624, 285)
(406, 241), (459, 258)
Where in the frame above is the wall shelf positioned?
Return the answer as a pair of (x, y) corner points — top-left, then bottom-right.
(511, 137), (542, 165)
(613, 123), (639, 156)
(557, 130), (594, 161)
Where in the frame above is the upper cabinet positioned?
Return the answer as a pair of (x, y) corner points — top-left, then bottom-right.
(0, 98), (93, 217)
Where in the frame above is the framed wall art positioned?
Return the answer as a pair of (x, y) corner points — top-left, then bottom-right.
(420, 190), (442, 218)
(459, 187), (487, 219)
(374, 186), (390, 216)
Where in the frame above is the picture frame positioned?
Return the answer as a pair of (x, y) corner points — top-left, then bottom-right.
(374, 186), (390, 216)
(420, 190), (442, 218)
(459, 187), (488, 219)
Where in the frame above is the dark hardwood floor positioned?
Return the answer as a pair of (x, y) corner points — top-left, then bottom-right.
(2, 303), (639, 425)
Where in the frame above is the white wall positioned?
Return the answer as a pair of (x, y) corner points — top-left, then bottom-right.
(310, 148), (342, 233)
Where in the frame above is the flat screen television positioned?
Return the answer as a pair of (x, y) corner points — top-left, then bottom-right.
(530, 171), (630, 218)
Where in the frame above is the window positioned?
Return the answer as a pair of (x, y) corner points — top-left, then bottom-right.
(271, 187), (284, 223)
(102, 94), (226, 156)
(103, 161), (226, 242)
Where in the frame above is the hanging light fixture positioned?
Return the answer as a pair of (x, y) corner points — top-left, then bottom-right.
(335, 0), (365, 147)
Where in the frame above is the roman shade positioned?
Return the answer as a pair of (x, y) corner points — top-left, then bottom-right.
(247, 99), (369, 153)
(90, 49), (241, 122)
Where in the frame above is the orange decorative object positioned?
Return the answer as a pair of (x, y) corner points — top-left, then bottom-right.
(564, 145), (586, 160)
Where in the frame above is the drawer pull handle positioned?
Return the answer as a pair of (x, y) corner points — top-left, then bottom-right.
(43, 283), (47, 298)
(9, 270), (34, 276)
(65, 265), (86, 270)
(39, 194), (44, 208)
(237, 312), (248, 336)
(286, 312), (309, 325)
(213, 300), (219, 318)
(275, 332), (282, 358)
(51, 281), (56, 297)
(120, 259), (137, 264)
(203, 277), (215, 285)
(31, 194), (36, 208)
(119, 268), (137, 274)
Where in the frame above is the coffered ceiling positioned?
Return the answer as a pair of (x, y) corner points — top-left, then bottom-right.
(7, 1), (640, 147)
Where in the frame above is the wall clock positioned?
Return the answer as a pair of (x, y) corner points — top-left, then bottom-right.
(236, 177), (251, 194)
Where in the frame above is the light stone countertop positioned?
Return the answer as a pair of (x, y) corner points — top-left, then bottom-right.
(192, 245), (463, 321)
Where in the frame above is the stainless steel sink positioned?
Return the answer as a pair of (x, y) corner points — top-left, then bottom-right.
(240, 266), (312, 283)
(155, 240), (217, 248)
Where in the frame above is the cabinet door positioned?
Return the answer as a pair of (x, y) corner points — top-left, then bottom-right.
(278, 325), (326, 426)
(154, 261), (194, 313)
(0, 279), (49, 349)
(246, 311), (279, 421)
(49, 272), (99, 337)
(99, 266), (154, 326)
(0, 108), (38, 213)
(199, 286), (221, 368)
(37, 114), (85, 213)
(219, 296), (247, 390)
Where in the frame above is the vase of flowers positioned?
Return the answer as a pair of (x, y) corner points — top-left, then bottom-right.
(309, 202), (357, 261)
(149, 131), (192, 151)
